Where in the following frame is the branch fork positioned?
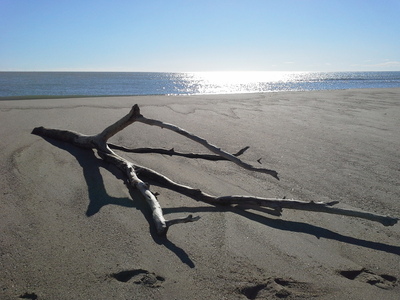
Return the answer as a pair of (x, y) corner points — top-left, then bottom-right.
(32, 104), (398, 236)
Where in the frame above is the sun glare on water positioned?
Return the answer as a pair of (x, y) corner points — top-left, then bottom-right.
(178, 71), (306, 94)
(193, 71), (293, 84)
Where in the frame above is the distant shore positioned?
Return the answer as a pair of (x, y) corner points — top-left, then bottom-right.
(1, 88), (399, 299)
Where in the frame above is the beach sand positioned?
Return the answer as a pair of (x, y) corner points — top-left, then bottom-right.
(1, 89), (399, 299)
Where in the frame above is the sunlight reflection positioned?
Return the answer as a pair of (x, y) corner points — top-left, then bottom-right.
(191, 71), (298, 84)
(177, 71), (309, 94)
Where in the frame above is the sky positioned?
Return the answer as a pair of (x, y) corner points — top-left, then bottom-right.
(1, 0), (400, 72)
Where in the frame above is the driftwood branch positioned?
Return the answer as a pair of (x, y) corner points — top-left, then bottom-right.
(134, 114), (279, 179)
(108, 144), (250, 161)
(32, 105), (199, 236)
(135, 165), (398, 227)
(32, 104), (398, 236)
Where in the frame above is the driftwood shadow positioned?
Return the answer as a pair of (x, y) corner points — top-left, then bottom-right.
(40, 137), (196, 268)
(163, 206), (400, 256)
(36, 136), (399, 265)
(43, 137), (134, 215)
(131, 185), (196, 268)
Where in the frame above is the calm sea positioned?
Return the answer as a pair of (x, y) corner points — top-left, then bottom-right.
(1, 71), (400, 98)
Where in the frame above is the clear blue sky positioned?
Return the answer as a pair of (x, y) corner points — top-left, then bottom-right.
(1, 0), (399, 72)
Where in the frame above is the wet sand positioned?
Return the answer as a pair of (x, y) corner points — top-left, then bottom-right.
(1, 89), (399, 299)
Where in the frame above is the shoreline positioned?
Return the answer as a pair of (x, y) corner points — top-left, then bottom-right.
(1, 86), (400, 101)
(1, 89), (399, 299)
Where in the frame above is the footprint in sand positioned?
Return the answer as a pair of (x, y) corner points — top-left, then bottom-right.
(239, 277), (322, 299)
(111, 269), (165, 288)
(19, 292), (38, 300)
(339, 268), (397, 290)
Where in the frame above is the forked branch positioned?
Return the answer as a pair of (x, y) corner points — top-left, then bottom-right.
(134, 113), (279, 179)
(135, 164), (398, 226)
(32, 104), (398, 236)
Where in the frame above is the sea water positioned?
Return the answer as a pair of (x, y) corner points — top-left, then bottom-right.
(1, 71), (400, 98)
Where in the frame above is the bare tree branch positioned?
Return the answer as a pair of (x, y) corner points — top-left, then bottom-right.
(135, 113), (279, 179)
(108, 144), (250, 161)
(32, 105), (200, 236)
(32, 104), (398, 237)
(135, 164), (398, 226)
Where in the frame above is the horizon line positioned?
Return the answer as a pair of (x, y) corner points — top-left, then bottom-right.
(1, 70), (400, 73)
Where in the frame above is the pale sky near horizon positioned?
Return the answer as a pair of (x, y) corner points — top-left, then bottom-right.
(1, 0), (399, 72)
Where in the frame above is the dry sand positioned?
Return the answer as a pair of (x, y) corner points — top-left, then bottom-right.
(1, 89), (399, 299)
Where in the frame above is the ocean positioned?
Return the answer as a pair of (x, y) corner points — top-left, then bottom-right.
(1, 71), (400, 98)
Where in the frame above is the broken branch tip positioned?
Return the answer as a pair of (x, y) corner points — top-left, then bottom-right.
(131, 104), (142, 117)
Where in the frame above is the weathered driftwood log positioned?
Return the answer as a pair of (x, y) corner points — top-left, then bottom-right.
(134, 164), (398, 227)
(32, 105), (199, 236)
(32, 104), (398, 236)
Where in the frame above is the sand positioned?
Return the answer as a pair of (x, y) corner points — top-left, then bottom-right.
(1, 89), (399, 299)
